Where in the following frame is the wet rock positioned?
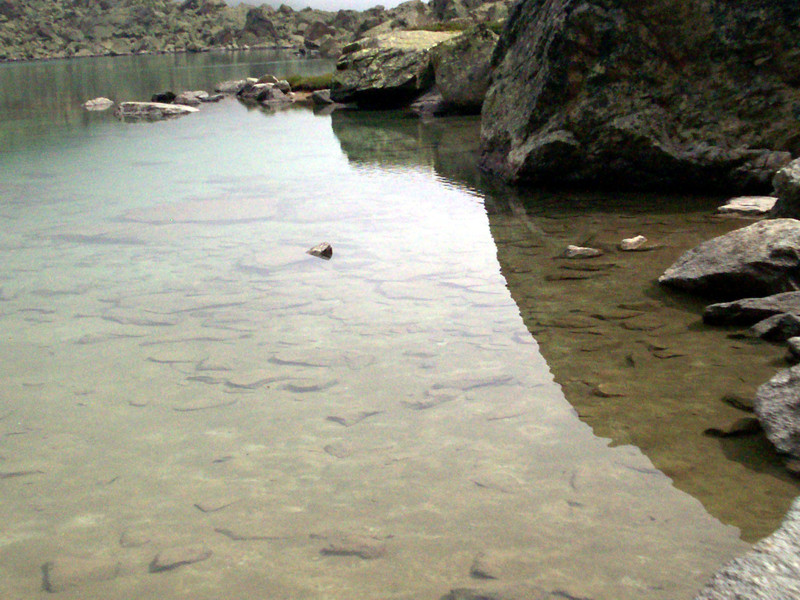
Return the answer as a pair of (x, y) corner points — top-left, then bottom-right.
(618, 235), (647, 251)
(658, 219), (800, 299)
(704, 292), (800, 326)
(754, 365), (800, 462)
(480, 0), (796, 191)
(695, 496), (800, 599)
(430, 24), (498, 114)
(703, 418), (761, 438)
(770, 158), (800, 218)
(560, 245), (603, 259)
(750, 313), (800, 342)
(307, 242), (333, 259)
(330, 30), (458, 107)
(319, 533), (387, 559)
(173, 90), (208, 106)
(42, 557), (121, 593)
(82, 97), (113, 111)
(311, 89), (334, 105)
(717, 196), (777, 216)
(114, 102), (199, 121)
(237, 82), (292, 106)
(215, 79), (251, 94)
(148, 546), (211, 573)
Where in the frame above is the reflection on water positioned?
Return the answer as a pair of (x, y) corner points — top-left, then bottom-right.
(0, 53), (784, 600)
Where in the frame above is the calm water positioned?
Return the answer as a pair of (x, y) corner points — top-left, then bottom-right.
(0, 51), (794, 600)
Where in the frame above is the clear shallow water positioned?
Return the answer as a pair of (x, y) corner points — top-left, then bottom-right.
(0, 52), (780, 599)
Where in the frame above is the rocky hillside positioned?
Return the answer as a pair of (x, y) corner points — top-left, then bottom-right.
(0, 0), (504, 62)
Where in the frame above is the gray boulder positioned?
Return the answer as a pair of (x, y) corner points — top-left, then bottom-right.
(771, 158), (800, 218)
(751, 313), (800, 343)
(330, 30), (458, 107)
(480, 0), (798, 191)
(215, 79), (251, 94)
(173, 90), (208, 106)
(755, 366), (800, 462)
(430, 24), (498, 114)
(704, 292), (800, 326)
(237, 82), (292, 106)
(114, 102), (199, 121)
(658, 219), (800, 300)
(695, 495), (800, 599)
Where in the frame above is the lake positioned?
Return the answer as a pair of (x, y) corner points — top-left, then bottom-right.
(0, 50), (796, 600)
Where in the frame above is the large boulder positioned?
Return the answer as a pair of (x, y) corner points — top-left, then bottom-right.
(755, 366), (800, 463)
(658, 219), (800, 300)
(771, 158), (800, 218)
(694, 495), (800, 599)
(430, 24), (498, 114)
(704, 292), (800, 326)
(330, 30), (458, 108)
(480, 0), (799, 192)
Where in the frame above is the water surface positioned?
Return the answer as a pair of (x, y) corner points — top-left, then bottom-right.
(0, 51), (793, 600)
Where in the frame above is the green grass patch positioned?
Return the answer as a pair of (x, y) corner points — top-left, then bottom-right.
(284, 72), (333, 91)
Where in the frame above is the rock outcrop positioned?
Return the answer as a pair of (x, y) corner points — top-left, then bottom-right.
(430, 24), (498, 114)
(695, 495), (800, 599)
(480, 0), (799, 192)
(658, 219), (800, 300)
(330, 30), (458, 107)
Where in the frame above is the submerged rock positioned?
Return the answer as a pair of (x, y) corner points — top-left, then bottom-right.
(754, 366), (800, 462)
(330, 30), (458, 107)
(658, 219), (800, 299)
(114, 102), (199, 121)
(149, 546), (212, 573)
(480, 0), (798, 191)
(42, 557), (121, 593)
(704, 292), (800, 326)
(695, 496), (800, 599)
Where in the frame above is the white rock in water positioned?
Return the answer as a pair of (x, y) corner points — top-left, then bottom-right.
(307, 242), (333, 259)
(717, 196), (777, 215)
(562, 245), (602, 259)
(83, 97), (114, 111)
(114, 102), (199, 121)
(619, 235), (648, 251)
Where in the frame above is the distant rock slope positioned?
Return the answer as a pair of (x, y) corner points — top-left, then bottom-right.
(480, 0), (800, 192)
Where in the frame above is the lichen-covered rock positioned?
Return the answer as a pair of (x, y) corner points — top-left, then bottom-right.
(658, 219), (800, 299)
(695, 495), (800, 599)
(330, 30), (458, 108)
(480, 0), (799, 192)
(430, 24), (498, 113)
(771, 158), (800, 218)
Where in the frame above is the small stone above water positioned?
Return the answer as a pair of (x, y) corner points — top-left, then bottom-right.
(114, 101), (199, 121)
(618, 235), (647, 251)
(560, 245), (603, 259)
(717, 196), (777, 216)
(148, 546), (211, 573)
(307, 242), (333, 259)
(82, 97), (113, 111)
